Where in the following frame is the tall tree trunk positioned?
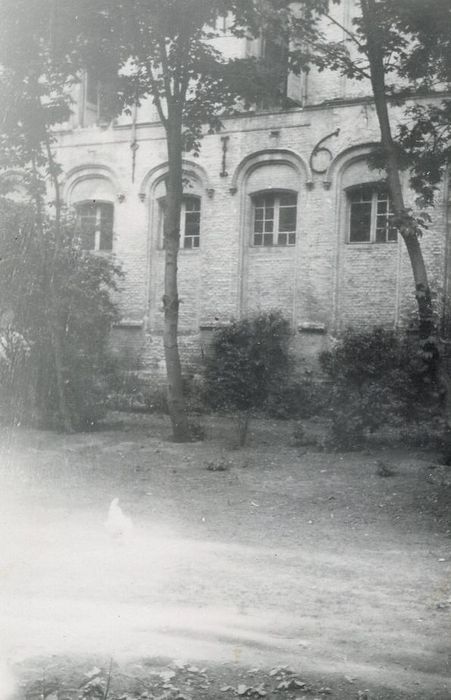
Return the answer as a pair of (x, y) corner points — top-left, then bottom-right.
(31, 146), (73, 432)
(36, 98), (73, 432)
(361, 0), (433, 339)
(163, 118), (191, 441)
(361, 1), (451, 435)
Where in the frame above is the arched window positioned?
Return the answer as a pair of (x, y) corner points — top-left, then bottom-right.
(75, 200), (114, 251)
(251, 190), (297, 246)
(347, 184), (397, 244)
(158, 195), (201, 249)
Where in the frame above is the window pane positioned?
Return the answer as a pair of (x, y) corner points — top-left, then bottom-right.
(349, 187), (372, 203)
(277, 230), (296, 246)
(279, 205), (296, 232)
(185, 212), (200, 236)
(99, 203), (114, 250)
(185, 197), (200, 212)
(387, 225), (398, 242)
(80, 224), (95, 250)
(183, 198), (201, 248)
(349, 201), (371, 242)
(76, 202), (96, 249)
(279, 192), (296, 206)
(100, 226), (113, 250)
(375, 224), (387, 243)
(253, 194), (274, 244)
(376, 192), (397, 243)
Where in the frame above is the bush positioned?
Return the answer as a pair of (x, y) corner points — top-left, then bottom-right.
(265, 378), (328, 419)
(0, 198), (121, 429)
(204, 311), (292, 445)
(319, 326), (441, 448)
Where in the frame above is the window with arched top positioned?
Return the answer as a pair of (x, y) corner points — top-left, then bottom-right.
(347, 184), (397, 244)
(158, 195), (202, 249)
(67, 172), (116, 252)
(75, 200), (114, 251)
(244, 161), (300, 248)
(251, 190), (297, 246)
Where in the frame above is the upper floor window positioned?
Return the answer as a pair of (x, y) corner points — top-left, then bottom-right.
(252, 191), (297, 246)
(159, 196), (201, 249)
(75, 201), (114, 251)
(81, 71), (111, 128)
(348, 186), (397, 244)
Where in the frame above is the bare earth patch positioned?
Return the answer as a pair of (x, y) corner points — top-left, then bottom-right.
(0, 413), (450, 699)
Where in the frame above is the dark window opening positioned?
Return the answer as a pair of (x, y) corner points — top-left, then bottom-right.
(76, 201), (114, 251)
(348, 186), (397, 244)
(159, 196), (201, 249)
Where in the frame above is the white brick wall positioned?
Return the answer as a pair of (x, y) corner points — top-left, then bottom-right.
(52, 57), (449, 376)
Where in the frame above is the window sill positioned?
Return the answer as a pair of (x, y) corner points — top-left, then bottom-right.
(113, 319), (144, 329)
(346, 240), (398, 246)
(158, 247), (201, 253)
(250, 244), (296, 250)
(86, 249), (114, 256)
(298, 322), (326, 334)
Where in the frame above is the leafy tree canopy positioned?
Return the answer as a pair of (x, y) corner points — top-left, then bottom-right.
(300, 0), (451, 205)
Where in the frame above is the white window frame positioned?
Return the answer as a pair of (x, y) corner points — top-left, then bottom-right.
(159, 195), (201, 249)
(75, 200), (114, 252)
(347, 185), (398, 244)
(251, 190), (297, 247)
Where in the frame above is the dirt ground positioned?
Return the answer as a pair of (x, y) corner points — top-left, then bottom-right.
(0, 413), (450, 699)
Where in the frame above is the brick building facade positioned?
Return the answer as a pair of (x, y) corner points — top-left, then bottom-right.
(28, 5), (451, 374)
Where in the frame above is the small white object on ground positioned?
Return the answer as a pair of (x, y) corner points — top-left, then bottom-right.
(104, 497), (134, 539)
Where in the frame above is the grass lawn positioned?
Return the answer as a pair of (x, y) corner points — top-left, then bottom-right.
(1, 412), (450, 699)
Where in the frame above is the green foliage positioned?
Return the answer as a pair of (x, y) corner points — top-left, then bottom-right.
(265, 378), (328, 420)
(301, 0), (451, 210)
(204, 311), (292, 444)
(319, 326), (441, 448)
(0, 198), (121, 429)
(397, 101), (451, 206)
